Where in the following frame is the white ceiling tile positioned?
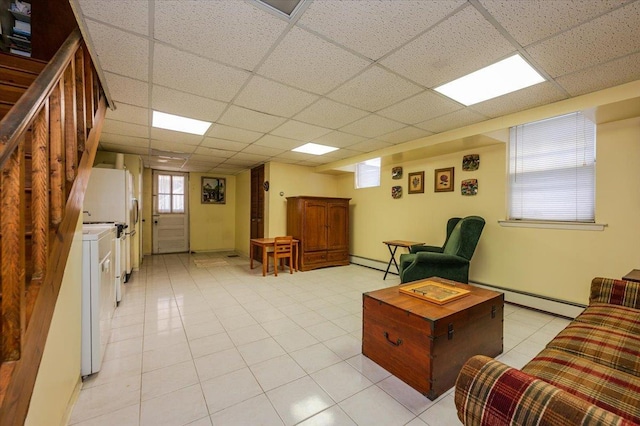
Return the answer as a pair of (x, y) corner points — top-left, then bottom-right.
(219, 106), (286, 133)
(148, 158), (186, 169)
(298, 0), (465, 60)
(193, 147), (234, 158)
(223, 157), (264, 167)
(254, 135), (302, 150)
(201, 138), (250, 152)
(416, 109), (488, 133)
(152, 86), (227, 123)
(78, 0), (149, 36)
(347, 139), (393, 153)
(230, 152), (268, 162)
(377, 91), (463, 124)
(258, 27), (371, 94)
(294, 99), (369, 129)
(328, 66), (422, 112)
(381, 6), (515, 87)
(206, 124), (263, 144)
(471, 82), (567, 118)
(340, 115), (406, 138)
(100, 132), (149, 148)
(270, 120), (332, 141)
(376, 127), (433, 144)
(150, 128), (203, 146)
(270, 156), (301, 165)
(478, 0), (632, 46)
(313, 131), (366, 148)
(190, 153), (228, 162)
(234, 76), (319, 117)
(526, 1), (640, 78)
(106, 102), (149, 126)
(323, 148), (360, 161)
(274, 151), (318, 162)
(103, 119), (148, 138)
(86, 20), (148, 81)
(242, 144), (286, 157)
(154, 0), (288, 70)
(103, 72), (149, 108)
(556, 52), (640, 96)
(153, 44), (250, 102)
(150, 140), (197, 155)
(99, 143), (148, 156)
(209, 165), (245, 174)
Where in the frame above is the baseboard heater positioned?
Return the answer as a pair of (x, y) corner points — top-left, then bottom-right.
(349, 255), (586, 319)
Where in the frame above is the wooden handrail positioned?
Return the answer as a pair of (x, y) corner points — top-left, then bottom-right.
(0, 26), (107, 425)
(0, 28), (82, 168)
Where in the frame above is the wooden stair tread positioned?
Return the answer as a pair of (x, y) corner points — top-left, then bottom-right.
(0, 83), (28, 104)
(0, 53), (47, 74)
(0, 66), (39, 87)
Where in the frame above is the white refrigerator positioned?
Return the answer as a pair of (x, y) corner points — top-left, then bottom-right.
(83, 167), (139, 279)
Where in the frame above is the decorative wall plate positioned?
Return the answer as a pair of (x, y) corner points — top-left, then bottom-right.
(461, 179), (478, 196)
(392, 167), (403, 179)
(462, 154), (480, 171)
(392, 186), (402, 199)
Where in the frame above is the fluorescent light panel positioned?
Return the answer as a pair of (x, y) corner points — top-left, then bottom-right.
(152, 111), (212, 135)
(434, 54), (545, 106)
(292, 143), (338, 155)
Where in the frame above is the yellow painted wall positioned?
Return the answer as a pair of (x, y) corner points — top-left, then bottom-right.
(235, 170), (251, 257)
(189, 173), (236, 252)
(266, 162), (340, 237)
(25, 218), (83, 426)
(337, 116), (640, 305)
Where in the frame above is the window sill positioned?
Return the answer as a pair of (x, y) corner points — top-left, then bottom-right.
(498, 220), (607, 231)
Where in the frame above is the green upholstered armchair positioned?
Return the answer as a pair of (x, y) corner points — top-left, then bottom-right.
(399, 216), (485, 284)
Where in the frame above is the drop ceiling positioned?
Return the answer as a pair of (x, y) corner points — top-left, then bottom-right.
(71, 0), (640, 174)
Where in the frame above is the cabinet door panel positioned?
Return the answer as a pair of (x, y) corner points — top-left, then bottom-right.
(327, 202), (349, 250)
(303, 201), (327, 251)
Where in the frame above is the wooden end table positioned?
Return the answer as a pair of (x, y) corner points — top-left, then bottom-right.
(382, 240), (423, 280)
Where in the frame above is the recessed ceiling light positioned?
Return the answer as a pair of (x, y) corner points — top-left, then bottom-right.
(292, 143), (338, 155)
(152, 111), (212, 135)
(255, 0), (304, 16)
(434, 54), (545, 106)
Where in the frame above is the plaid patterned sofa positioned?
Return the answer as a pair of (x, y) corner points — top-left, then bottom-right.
(455, 277), (640, 426)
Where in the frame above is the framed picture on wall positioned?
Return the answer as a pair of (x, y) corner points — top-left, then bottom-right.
(434, 167), (454, 192)
(202, 177), (226, 204)
(408, 171), (425, 194)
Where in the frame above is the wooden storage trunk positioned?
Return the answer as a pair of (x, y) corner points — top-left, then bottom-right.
(362, 279), (503, 400)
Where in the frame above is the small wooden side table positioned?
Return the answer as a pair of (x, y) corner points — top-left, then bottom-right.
(623, 269), (640, 283)
(382, 240), (423, 280)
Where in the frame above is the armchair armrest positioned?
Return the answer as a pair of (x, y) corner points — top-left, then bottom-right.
(401, 252), (470, 284)
(410, 244), (443, 254)
(590, 277), (640, 309)
(414, 252), (468, 265)
(455, 356), (630, 426)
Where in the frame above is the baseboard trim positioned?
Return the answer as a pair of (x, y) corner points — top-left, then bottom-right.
(60, 377), (82, 426)
(349, 255), (585, 318)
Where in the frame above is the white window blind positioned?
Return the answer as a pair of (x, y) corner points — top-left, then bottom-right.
(355, 158), (381, 189)
(509, 112), (595, 222)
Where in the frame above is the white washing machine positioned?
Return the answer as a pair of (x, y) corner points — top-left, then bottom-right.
(81, 224), (116, 376)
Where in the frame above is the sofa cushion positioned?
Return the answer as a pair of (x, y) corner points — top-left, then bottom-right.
(546, 322), (640, 376)
(574, 303), (640, 336)
(522, 348), (640, 423)
(590, 277), (640, 309)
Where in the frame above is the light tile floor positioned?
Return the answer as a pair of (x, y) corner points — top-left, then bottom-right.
(68, 252), (571, 426)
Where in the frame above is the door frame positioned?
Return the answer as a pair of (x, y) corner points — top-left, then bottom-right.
(152, 170), (190, 254)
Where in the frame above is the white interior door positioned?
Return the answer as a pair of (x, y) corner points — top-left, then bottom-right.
(152, 171), (189, 254)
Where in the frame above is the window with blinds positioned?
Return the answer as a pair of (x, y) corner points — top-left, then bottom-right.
(355, 158), (381, 189)
(509, 112), (596, 222)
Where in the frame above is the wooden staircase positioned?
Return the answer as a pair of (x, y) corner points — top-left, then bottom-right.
(0, 54), (47, 121)
(0, 29), (107, 425)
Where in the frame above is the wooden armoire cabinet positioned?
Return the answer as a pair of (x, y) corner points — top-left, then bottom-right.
(287, 196), (350, 271)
